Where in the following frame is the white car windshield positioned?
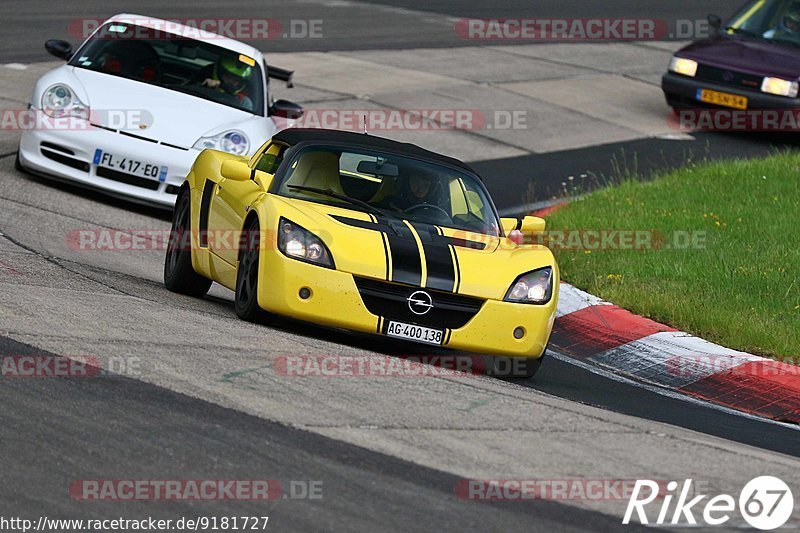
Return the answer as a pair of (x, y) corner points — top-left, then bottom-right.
(70, 22), (264, 114)
(275, 145), (501, 236)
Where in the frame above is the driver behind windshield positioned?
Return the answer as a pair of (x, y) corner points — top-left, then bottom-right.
(381, 168), (447, 214)
(764, 1), (800, 39)
(197, 56), (255, 112)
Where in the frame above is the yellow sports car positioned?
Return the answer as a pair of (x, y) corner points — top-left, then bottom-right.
(164, 129), (558, 378)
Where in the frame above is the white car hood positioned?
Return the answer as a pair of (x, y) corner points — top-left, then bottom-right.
(70, 67), (256, 148)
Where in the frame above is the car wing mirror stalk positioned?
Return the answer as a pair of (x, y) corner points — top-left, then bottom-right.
(707, 13), (723, 35)
(501, 216), (546, 238)
(253, 169), (274, 190)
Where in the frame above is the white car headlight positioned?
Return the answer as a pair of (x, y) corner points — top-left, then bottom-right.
(193, 130), (249, 155)
(761, 77), (799, 98)
(669, 57), (699, 78)
(41, 84), (89, 119)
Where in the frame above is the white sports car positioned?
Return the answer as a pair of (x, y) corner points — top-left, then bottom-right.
(17, 14), (302, 208)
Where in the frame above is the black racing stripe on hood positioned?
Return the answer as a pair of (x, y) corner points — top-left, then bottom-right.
(331, 214), (422, 287)
(330, 214), (378, 231)
(442, 236), (487, 250)
(411, 223), (456, 293)
(378, 217), (422, 287)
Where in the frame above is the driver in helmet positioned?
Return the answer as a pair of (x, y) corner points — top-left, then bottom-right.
(200, 56), (255, 111)
(764, 1), (800, 39)
(385, 168), (445, 213)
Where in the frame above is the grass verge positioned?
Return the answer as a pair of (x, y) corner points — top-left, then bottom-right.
(545, 151), (800, 362)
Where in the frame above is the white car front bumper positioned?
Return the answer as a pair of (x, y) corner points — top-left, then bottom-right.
(18, 122), (200, 208)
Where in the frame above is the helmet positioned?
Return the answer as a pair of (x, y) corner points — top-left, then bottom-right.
(216, 57), (254, 93)
(396, 166), (443, 208)
(781, 2), (800, 32)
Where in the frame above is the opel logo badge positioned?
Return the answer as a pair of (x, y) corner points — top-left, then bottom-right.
(407, 290), (434, 315)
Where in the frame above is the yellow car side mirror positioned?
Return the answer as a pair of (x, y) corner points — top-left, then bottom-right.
(221, 160), (252, 182)
(500, 216), (546, 236)
(520, 216), (546, 234)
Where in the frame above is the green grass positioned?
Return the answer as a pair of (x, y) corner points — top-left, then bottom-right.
(546, 151), (800, 362)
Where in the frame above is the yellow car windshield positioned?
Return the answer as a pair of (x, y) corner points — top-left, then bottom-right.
(277, 146), (501, 236)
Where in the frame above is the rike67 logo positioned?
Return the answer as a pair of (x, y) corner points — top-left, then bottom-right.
(624, 477), (794, 529)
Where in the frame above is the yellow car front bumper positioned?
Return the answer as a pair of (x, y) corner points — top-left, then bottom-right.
(259, 250), (557, 358)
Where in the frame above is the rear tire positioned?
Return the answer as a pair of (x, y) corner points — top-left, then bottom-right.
(163, 187), (212, 297)
(234, 217), (270, 323)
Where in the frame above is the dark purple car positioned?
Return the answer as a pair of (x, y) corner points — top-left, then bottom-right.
(663, 0), (800, 111)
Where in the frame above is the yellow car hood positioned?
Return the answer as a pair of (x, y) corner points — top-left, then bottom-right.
(272, 196), (556, 302)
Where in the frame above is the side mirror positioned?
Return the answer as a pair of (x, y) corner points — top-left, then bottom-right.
(45, 39), (73, 61)
(707, 13), (723, 32)
(501, 216), (546, 236)
(220, 160), (252, 182)
(520, 216), (546, 234)
(269, 99), (304, 119)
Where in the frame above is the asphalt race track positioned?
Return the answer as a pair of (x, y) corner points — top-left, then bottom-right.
(2, 0), (735, 62)
(3, 0), (797, 206)
(2, 1), (800, 531)
(1, 335), (638, 532)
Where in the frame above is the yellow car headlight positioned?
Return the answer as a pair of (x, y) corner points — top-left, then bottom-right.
(504, 267), (553, 305)
(278, 218), (334, 268)
(761, 77), (799, 98)
(669, 57), (699, 78)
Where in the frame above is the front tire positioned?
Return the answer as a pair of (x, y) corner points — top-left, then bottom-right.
(234, 218), (269, 323)
(163, 187), (212, 297)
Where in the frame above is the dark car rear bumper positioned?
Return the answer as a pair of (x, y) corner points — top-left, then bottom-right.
(661, 72), (800, 110)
